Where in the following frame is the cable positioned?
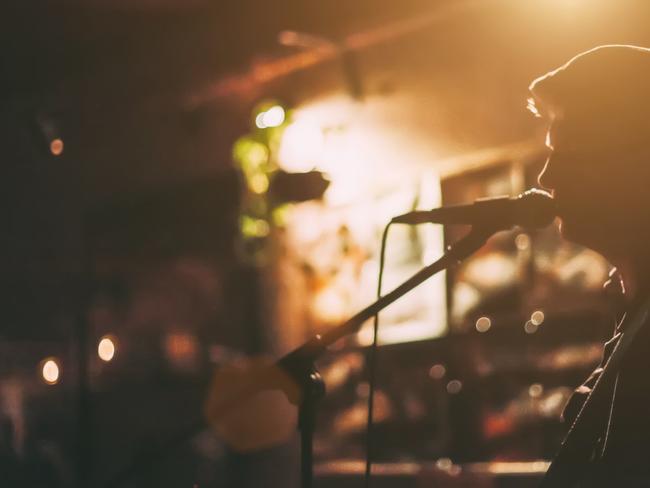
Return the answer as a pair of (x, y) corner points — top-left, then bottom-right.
(364, 222), (392, 488)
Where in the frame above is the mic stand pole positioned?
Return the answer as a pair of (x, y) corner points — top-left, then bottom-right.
(99, 226), (497, 488)
(276, 225), (496, 488)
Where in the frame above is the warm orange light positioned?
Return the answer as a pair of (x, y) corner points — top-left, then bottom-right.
(98, 335), (116, 362)
(311, 286), (346, 323)
(50, 138), (64, 156)
(531, 310), (545, 326)
(515, 233), (531, 251)
(276, 96), (447, 349)
(475, 316), (492, 333)
(277, 122), (323, 172)
(529, 383), (544, 398)
(164, 332), (198, 370)
(524, 320), (539, 334)
(41, 358), (60, 385)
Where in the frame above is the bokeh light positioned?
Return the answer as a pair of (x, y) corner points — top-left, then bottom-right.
(446, 379), (463, 394)
(255, 105), (286, 129)
(531, 310), (545, 326)
(475, 316), (492, 333)
(524, 320), (539, 334)
(49, 138), (64, 156)
(277, 121), (324, 172)
(311, 286), (347, 323)
(164, 332), (199, 371)
(429, 364), (446, 380)
(248, 173), (269, 194)
(529, 383), (544, 398)
(41, 358), (60, 385)
(98, 335), (116, 362)
(262, 106), (285, 127)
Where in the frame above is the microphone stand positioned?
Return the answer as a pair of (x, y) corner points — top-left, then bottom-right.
(101, 225), (496, 488)
(276, 225), (496, 488)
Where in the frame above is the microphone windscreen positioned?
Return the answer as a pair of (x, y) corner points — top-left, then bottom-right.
(515, 189), (557, 229)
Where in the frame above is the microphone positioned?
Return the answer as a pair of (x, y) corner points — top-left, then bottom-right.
(391, 188), (556, 230)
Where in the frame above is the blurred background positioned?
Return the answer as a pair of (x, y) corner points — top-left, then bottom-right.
(0, 0), (647, 486)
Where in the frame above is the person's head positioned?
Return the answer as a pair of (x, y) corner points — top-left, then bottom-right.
(529, 45), (650, 262)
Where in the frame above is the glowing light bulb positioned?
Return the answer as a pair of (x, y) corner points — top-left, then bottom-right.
(98, 336), (116, 362)
(50, 138), (64, 156)
(255, 106), (286, 129)
(531, 310), (545, 326)
(277, 122), (323, 172)
(41, 358), (60, 385)
(261, 106), (285, 128)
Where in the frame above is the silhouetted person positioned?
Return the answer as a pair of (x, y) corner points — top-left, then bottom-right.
(530, 44), (650, 486)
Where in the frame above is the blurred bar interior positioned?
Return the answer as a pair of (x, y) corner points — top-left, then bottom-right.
(0, 0), (647, 486)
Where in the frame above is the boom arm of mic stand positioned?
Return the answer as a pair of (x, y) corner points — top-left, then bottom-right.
(277, 225), (494, 488)
(277, 225), (495, 384)
(101, 226), (494, 488)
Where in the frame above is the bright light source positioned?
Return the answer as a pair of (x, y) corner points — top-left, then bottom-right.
(98, 335), (116, 362)
(255, 112), (267, 129)
(262, 106), (285, 128)
(50, 138), (64, 156)
(41, 358), (60, 385)
(278, 95), (447, 347)
(475, 316), (492, 333)
(531, 310), (545, 326)
(255, 106), (286, 129)
(277, 122), (323, 172)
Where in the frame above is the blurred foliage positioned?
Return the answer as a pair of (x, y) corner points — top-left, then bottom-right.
(233, 101), (328, 265)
